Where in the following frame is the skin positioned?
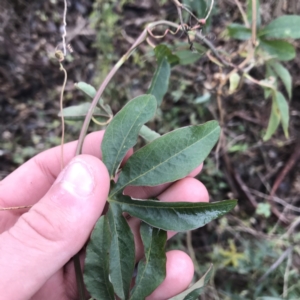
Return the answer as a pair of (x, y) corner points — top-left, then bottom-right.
(0, 131), (209, 300)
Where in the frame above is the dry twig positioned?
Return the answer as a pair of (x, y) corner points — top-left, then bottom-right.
(233, 0), (249, 27)
(0, 205), (32, 211)
(62, 0), (68, 55)
(269, 142), (300, 201)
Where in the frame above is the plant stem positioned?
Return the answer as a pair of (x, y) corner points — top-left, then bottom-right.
(251, 0), (257, 46)
(75, 29), (148, 156)
(59, 63), (67, 170)
(74, 254), (85, 300)
(73, 20), (186, 297)
(205, 0), (214, 21)
(172, 0), (199, 22)
(152, 20), (234, 68)
(233, 0), (249, 27)
(62, 0), (68, 56)
(75, 19), (202, 156)
(283, 248), (292, 298)
(72, 16), (239, 298)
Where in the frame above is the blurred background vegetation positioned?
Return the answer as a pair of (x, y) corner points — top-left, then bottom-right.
(0, 0), (299, 299)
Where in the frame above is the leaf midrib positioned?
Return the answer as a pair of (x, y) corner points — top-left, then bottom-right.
(130, 231), (153, 299)
(111, 126), (219, 196)
(110, 212), (126, 299)
(110, 97), (153, 177)
(103, 219), (115, 300)
(149, 58), (168, 98)
(109, 198), (234, 210)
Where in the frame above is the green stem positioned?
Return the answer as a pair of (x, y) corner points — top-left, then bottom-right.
(74, 254), (85, 300)
(251, 0), (257, 46)
(150, 20), (234, 68)
(75, 28), (148, 156)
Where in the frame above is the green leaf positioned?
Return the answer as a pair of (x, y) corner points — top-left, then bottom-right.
(74, 82), (107, 110)
(269, 61), (292, 99)
(229, 72), (241, 94)
(84, 216), (115, 300)
(257, 297), (283, 300)
(263, 94), (280, 141)
(111, 121), (220, 196)
(130, 223), (167, 300)
(256, 203), (271, 218)
(102, 95), (157, 178)
(110, 195), (237, 232)
(75, 82), (97, 98)
(259, 15), (300, 39)
(192, 43), (207, 54)
(275, 91), (289, 138)
(107, 204), (135, 300)
(194, 93), (211, 104)
(148, 57), (170, 106)
(264, 64), (277, 99)
(247, 0), (261, 27)
(58, 103), (108, 122)
(139, 125), (161, 143)
(259, 39), (296, 61)
(175, 50), (204, 65)
(182, 0), (207, 19)
(170, 264), (213, 300)
(227, 23), (252, 40)
(147, 45), (179, 106)
(154, 44), (180, 66)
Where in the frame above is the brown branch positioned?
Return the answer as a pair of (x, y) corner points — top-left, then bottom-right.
(251, 0), (257, 46)
(233, 0), (249, 27)
(234, 172), (258, 208)
(269, 142), (300, 199)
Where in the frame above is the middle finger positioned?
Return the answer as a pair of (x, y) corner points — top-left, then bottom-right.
(127, 177), (209, 261)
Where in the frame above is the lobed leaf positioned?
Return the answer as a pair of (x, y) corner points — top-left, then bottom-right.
(107, 204), (135, 300)
(102, 95), (157, 178)
(84, 216), (115, 300)
(130, 223), (167, 300)
(259, 15), (300, 40)
(170, 264), (213, 300)
(111, 121), (220, 196)
(269, 61), (292, 99)
(259, 39), (296, 61)
(110, 194), (237, 232)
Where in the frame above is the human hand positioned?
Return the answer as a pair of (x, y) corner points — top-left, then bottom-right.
(0, 131), (209, 300)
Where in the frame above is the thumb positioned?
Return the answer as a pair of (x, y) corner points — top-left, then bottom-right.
(0, 155), (110, 300)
